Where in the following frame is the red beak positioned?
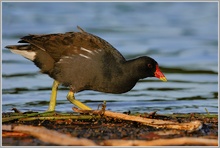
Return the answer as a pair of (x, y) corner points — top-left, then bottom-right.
(154, 65), (167, 82)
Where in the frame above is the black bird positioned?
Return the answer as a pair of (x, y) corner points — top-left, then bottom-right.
(5, 26), (167, 111)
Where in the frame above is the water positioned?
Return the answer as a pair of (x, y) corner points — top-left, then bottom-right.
(2, 2), (218, 114)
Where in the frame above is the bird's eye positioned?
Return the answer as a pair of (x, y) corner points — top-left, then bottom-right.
(148, 64), (152, 68)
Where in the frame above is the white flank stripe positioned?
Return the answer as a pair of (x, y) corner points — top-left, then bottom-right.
(62, 56), (70, 59)
(79, 54), (91, 59)
(80, 47), (94, 55)
(11, 49), (36, 61)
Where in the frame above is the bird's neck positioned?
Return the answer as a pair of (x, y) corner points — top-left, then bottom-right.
(124, 57), (149, 80)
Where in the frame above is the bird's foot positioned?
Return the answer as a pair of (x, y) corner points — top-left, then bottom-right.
(67, 91), (92, 110)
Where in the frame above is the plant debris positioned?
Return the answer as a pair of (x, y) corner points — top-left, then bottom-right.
(2, 107), (218, 146)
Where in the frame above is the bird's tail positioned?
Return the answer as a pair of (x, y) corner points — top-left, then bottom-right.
(5, 45), (36, 61)
(5, 45), (55, 75)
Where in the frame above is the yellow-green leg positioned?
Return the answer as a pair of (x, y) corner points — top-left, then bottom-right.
(47, 80), (60, 111)
(67, 91), (92, 110)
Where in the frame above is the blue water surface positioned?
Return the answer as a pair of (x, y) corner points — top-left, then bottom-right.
(2, 2), (218, 114)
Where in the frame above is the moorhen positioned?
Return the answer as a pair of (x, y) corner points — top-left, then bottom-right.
(5, 26), (167, 111)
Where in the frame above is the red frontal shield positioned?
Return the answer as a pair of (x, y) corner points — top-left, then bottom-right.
(154, 65), (167, 81)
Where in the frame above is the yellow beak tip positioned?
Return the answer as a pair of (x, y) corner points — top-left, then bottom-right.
(160, 77), (167, 82)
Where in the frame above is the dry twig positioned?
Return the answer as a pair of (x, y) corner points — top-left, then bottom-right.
(73, 108), (202, 132)
(102, 137), (218, 146)
(2, 124), (97, 146)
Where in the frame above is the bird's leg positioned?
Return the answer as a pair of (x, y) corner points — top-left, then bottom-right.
(47, 80), (60, 111)
(66, 90), (92, 110)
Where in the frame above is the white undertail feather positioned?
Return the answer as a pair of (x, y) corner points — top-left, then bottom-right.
(10, 49), (36, 61)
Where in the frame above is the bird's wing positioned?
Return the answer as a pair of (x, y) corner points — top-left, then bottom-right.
(18, 26), (126, 63)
